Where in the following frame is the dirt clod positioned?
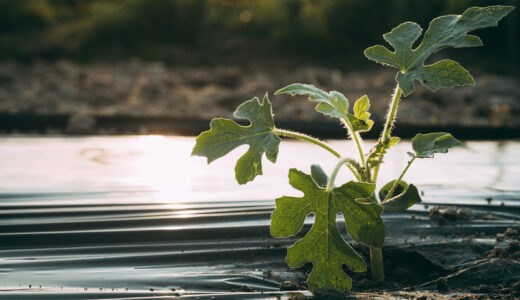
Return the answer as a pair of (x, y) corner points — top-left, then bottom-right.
(287, 292), (306, 300)
(239, 285), (255, 292)
(482, 214), (497, 220)
(429, 206), (473, 225)
(504, 227), (519, 239)
(487, 228), (520, 258)
(458, 208), (474, 221)
(280, 280), (300, 291)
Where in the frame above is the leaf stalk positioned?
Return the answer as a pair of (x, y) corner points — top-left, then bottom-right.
(274, 128), (340, 158)
(382, 156), (416, 202)
(342, 119), (366, 168)
(275, 128), (362, 181)
(326, 157), (353, 191)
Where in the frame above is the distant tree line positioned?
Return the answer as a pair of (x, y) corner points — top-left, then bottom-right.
(0, 0), (517, 73)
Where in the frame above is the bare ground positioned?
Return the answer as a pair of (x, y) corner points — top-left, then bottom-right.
(0, 60), (519, 134)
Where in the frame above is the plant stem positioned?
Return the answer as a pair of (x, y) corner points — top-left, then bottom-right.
(274, 128), (340, 158)
(366, 84), (402, 283)
(382, 156), (416, 202)
(326, 157), (352, 191)
(342, 120), (366, 168)
(370, 247), (384, 282)
(275, 128), (362, 181)
(381, 85), (402, 142)
(370, 84), (403, 183)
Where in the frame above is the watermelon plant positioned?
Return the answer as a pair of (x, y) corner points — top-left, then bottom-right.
(192, 5), (514, 294)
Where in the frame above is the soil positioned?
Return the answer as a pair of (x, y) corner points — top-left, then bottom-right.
(289, 227), (520, 299)
(0, 60), (519, 135)
(429, 207), (474, 225)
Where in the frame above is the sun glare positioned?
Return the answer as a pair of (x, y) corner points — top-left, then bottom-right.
(128, 135), (201, 204)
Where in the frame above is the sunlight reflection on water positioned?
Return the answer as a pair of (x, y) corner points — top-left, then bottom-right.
(0, 136), (518, 206)
(0, 136), (519, 297)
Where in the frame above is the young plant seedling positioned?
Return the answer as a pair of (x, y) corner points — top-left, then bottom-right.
(192, 5), (514, 294)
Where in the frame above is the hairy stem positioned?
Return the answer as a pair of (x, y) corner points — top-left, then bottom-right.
(370, 247), (384, 282)
(383, 156), (416, 202)
(342, 119), (366, 168)
(274, 128), (341, 158)
(326, 157), (352, 191)
(367, 84), (402, 283)
(275, 128), (362, 180)
(370, 84), (403, 183)
(381, 85), (402, 142)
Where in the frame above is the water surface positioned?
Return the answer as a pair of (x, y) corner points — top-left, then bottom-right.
(0, 136), (518, 299)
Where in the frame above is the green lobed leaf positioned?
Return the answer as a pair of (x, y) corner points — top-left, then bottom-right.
(379, 180), (422, 211)
(410, 132), (461, 158)
(364, 6), (514, 96)
(191, 94), (281, 185)
(271, 168), (384, 292)
(276, 84), (373, 132)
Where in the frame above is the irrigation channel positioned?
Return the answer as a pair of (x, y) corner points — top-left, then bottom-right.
(0, 136), (519, 299)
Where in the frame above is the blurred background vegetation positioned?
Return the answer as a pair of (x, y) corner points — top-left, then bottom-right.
(0, 0), (517, 73)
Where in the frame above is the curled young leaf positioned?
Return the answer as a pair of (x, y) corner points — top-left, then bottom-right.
(379, 180), (422, 211)
(275, 83), (336, 103)
(271, 168), (383, 292)
(364, 5), (514, 96)
(310, 164), (328, 188)
(410, 132), (461, 158)
(191, 94), (280, 184)
(276, 84), (348, 120)
(276, 84), (374, 132)
(354, 95), (371, 121)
